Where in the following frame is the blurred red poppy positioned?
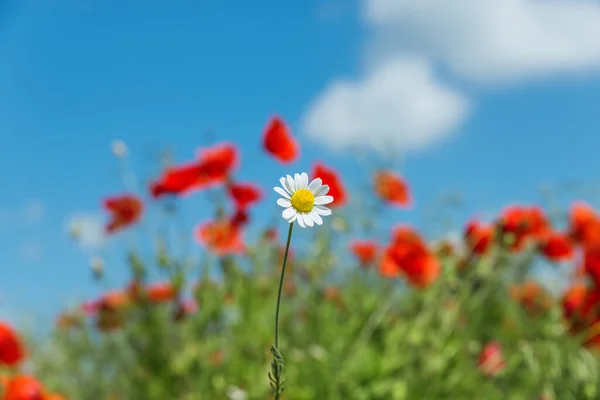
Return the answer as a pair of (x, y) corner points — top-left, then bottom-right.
(146, 282), (176, 304)
(499, 205), (549, 251)
(373, 171), (411, 207)
(510, 280), (552, 315)
(311, 163), (347, 208)
(263, 116), (298, 163)
(2, 375), (44, 400)
(478, 342), (505, 377)
(103, 194), (143, 234)
(380, 226), (440, 288)
(228, 182), (262, 210)
(349, 240), (379, 266)
(0, 322), (25, 367)
(464, 219), (494, 255)
(150, 143), (238, 198)
(195, 219), (245, 256)
(539, 231), (574, 262)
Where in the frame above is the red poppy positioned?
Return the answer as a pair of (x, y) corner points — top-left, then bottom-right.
(349, 240), (379, 266)
(103, 194), (144, 234)
(478, 342), (505, 377)
(510, 280), (552, 315)
(228, 182), (262, 210)
(99, 290), (130, 312)
(230, 209), (250, 229)
(150, 161), (207, 198)
(584, 248), (600, 289)
(150, 143), (239, 198)
(0, 322), (25, 367)
(539, 231), (574, 262)
(263, 227), (278, 242)
(195, 219), (245, 256)
(2, 375), (44, 400)
(569, 201), (598, 242)
(464, 219), (494, 255)
(311, 163), (347, 207)
(263, 116), (299, 163)
(562, 283), (591, 320)
(499, 205), (549, 251)
(195, 143), (239, 178)
(373, 171), (411, 207)
(146, 282), (176, 304)
(380, 226), (440, 288)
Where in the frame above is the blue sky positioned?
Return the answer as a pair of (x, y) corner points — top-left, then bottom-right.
(2, 0), (600, 327)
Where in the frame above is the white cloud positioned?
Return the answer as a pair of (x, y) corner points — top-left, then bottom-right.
(65, 214), (107, 251)
(303, 0), (600, 154)
(302, 58), (470, 154)
(23, 199), (45, 224)
(364, 0), (600, 83)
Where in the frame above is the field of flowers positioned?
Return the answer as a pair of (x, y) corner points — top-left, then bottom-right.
(2, 116), (600, 400)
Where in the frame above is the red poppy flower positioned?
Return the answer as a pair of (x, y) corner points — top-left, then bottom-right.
(0, 322), (25, 367)
(230, 209), (250, 229)
(2, 375), (44, 400)
(510, 280), (552, 315)
(349, 240), (379, 266)
(263, 116), (299, 163)
(228, 182), (262, 210)
(195, 143), (239, 178)
(195, 219), (245, 256)
(584, 248), (600, 289)
(380, 226), (440, 288)
(146, 282), (176, 304)
(562, 283), (591, 320)
(478, 342), (505, 377)
(150, 143), (239, 198)
(539, 231), (574, 262)
(103, 194), (143, 234)
(99, 290), (130, 312)
(464, 219), (494, 255)
(499, 205), (550, 251)
(569, 201), (597, 241)
(150, 161), (207, 198)
(373, 171), (411, 207)
(263, 227), (278, 242)
(311, 163), (347, 207)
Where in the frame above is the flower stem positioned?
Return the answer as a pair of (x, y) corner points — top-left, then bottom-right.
(275, 222), (294, 347)
(269, 222), (294, 399)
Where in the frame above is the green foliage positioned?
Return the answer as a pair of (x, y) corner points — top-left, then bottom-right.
(27, 227), (600, 400)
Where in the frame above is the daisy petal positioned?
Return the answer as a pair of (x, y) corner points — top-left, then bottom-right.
(286, 175), (295, 193)
(274, 186), (291, 199)
(314, 195), (334, 205)
(277, 198), (292, 208)
(310, 211), (323, 225)
(314, 184), (329, 197)
(297, 216), (306, 228)
(282, 207), (296, 221)
(308, 178), (322, 192)
(299, 173), (309, 189)
(302, 213), (314, 227)
(314, 205), (332, 216)
(288, 213), (298, 223)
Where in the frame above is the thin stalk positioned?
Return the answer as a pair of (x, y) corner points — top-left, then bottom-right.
(269, 222), (294, 399)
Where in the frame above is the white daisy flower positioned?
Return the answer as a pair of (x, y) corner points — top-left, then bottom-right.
(274, 172), (334, 228)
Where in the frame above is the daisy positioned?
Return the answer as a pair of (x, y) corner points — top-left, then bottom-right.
(274, 173), (334, 228)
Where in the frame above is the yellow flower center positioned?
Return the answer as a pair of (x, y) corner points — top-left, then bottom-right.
(290, 189), (315, 213)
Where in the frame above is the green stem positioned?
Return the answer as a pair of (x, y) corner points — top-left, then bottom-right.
(275, 222), (294, 348)
(269, 222), (294, 399)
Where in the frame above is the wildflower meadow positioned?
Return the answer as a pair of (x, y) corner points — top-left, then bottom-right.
(1, 116), (600, 400)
